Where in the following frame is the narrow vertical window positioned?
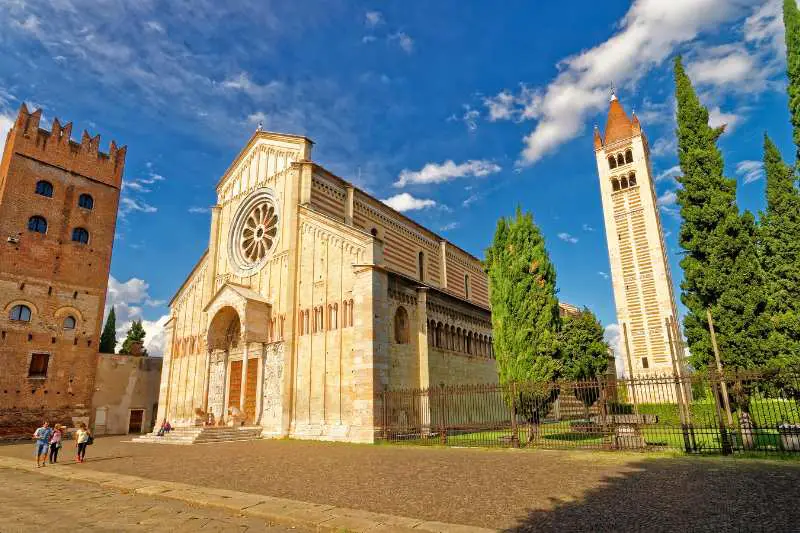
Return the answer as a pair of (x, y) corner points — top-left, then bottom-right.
(418, 251), (425, 282)
(464, 274), (470, 299)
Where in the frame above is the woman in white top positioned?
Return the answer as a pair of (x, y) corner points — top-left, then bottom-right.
(75, 423), (91, 463)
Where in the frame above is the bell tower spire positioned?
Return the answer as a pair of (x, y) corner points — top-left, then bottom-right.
(593, 91), (683, 383)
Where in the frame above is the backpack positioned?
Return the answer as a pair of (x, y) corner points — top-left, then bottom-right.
(85, 434), (94, 446)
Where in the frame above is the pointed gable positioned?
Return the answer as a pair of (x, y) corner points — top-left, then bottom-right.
(603, 96), (634, 145)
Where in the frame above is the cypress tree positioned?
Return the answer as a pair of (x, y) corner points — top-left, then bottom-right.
(673, 57), (770, 380)
(99, 307), (117, 354)
(487, 208), (561, 441)
(784, 0), (800, 164)
(761, 135), (800, 368)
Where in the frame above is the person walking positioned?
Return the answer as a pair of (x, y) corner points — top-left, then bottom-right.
(32, 421), (52, 468)
(48, 424), (63, 464)
(75, 423), (91, 463)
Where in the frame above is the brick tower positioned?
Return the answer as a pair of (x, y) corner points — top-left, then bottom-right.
(593, 91), (683, 379)
(0, 104), (125, 437)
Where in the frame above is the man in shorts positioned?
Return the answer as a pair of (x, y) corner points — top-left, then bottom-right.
(32, 421), (52, 467)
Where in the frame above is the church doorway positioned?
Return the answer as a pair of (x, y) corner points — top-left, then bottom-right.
(227, 358), (259, 424)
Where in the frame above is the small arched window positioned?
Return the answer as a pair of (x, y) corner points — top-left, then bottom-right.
(27, 216), (47, 234)
(611, 178), (621, 192)
(628, 172), (637, 187)
(35, 181), (53, 197)
(620, 176), (629, 189)
(394, 307), (409, 344)
(370, 228), (378, 237)
(71, 228), (89, 244)
(464, 274), (470, 299)
(63, 316), (76, 330)
(418, 251), (425, 282)
(10, 304), (32, 322)
(625, 149), (633, 164)
(78, 194), (94, 210)
(617, 154), (625, 167)
(608, 156), (617, 170)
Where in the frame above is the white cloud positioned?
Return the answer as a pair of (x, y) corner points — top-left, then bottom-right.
(655, 165), (681, 184)
(582, 223), (595, 232)
(381, 193), (436, 212)
(484, 90), (517, 122)
(389, 32), (414, 53)
(105, 276), (168, 356)
(657, 190), (678, 207)
(487, 0), (748, 166)
(365, 11), (383, 27)
(736, 160), (765, 184)
(144, 20), (165, 33)
(557, 232), (578, 244)
(395, 159), (501, 187)
(603, 323), (626, 378)
(462, 193), (479, 207)
(362, 35), (377, 44)
(708, 106), (741, 131)
(188, 206), (210, 214)
(687, 45), (762, 90)
(440, 222), (460, 232)
(0, 112), (13, 145)
(218, 72), (282, 99)
(597, 271), (609, 279)
(651, 137), (678, 158)
(120, 197), (157, 214)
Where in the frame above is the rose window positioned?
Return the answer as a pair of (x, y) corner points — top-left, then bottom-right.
(241, 203), (278, 263)
(228, 188), (281, 276)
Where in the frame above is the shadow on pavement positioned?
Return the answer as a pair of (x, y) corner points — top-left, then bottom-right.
(505, 456), (800, 532)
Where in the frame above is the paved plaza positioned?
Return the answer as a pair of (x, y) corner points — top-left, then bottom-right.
(1, 436), (800, 531)
(0, 467), (298, 532)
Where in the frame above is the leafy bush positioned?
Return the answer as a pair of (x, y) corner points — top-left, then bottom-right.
(749, 398), (800, 427)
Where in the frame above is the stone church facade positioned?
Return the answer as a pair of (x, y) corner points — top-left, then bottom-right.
(157, 131), (498, 442)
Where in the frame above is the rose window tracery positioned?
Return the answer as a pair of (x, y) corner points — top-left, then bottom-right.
(228, 188), (281, 276)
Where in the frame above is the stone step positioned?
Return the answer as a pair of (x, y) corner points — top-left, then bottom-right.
(131, 426), (262, 445)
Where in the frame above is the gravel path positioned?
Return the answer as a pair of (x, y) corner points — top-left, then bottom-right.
(2, 436), (798, 531)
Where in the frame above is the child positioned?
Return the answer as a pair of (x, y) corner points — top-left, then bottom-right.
(75, 423), (91, 463)
(32, 421), (52, 467)
(48, 424), (63, 464)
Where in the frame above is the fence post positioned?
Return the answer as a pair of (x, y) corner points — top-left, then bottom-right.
(666, 317), (692, 453)
(510, 382), (519, 448)
(382, 388), (388, 441)
(706, 309), (733, 427)
(438, 383), (447, 445)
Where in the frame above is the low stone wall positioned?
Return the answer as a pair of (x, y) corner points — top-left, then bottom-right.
(0, 406), (89, 440)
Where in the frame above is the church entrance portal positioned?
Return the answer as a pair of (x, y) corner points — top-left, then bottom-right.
(227, 358), (258, 423)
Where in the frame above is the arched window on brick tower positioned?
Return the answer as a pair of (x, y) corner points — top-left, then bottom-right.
(612, 178), (620, 192)
(625, 149), (633, 164)
(628, 171), (637, 187)
(617, 153), (625, 167)
(394, 307), (409, 344)
(608, 156), (617, 170)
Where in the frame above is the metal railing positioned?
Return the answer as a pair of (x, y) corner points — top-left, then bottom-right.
(377, 370), (800, 455)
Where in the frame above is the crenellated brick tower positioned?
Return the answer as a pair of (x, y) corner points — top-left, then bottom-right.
(0, 104), (126, 437)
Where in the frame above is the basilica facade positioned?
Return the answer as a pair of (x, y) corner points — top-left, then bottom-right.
(156, 131), (497, 443)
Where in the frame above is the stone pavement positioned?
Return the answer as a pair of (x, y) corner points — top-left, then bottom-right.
(2, 436), (800, 531)
(0, 455), (491, 533)
(0, 467), (296, 532)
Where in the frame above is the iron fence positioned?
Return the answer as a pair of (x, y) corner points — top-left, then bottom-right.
(377, 370), (800, 455)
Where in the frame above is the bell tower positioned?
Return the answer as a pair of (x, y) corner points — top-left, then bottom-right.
(593, 91), (682, 378)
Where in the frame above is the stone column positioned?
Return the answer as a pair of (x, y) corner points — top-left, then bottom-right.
(439, 240), (448, 290)
(202, 348), (212, 413)
(205, 205), (221, 300)
(416, 288), (431, 435)
(154, 316), (176, 429)
(345, 186), (354, 226)
(351, 262), (389, 443)
(239, 340), (249, 414)
(255, 343), (265, 425)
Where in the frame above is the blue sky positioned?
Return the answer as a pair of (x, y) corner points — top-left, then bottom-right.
(0, 0), (792, 359)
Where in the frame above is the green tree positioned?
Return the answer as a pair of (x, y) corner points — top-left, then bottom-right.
(673, 57), (771, 392)
(99, 307), (117, 354)
(119, 319), (148, 355)
(558, 308), (610, 416)
(486, 208), (561, 442)
(760, 135), (800, 369)
(784, 0), (800, 164)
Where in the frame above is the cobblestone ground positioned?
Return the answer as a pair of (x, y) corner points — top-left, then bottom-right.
(2, 436), (800, 531)
(0, 467), (300, 532)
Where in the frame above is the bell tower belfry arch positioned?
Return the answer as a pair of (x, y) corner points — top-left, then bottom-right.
(593, 90), (683, 378)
